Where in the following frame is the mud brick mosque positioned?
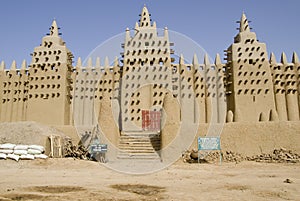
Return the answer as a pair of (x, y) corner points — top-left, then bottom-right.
(0, 6), (299, 159)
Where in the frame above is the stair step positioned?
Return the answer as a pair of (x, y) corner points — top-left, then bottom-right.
(120, 139), (159, 142)
(120, 139), (160, 141)
(118, 131), (161, 160)
(117, 153), (160, 159)
(118, 152), (159, 156)
(119, 142), (157, 145)
(119, 151), (157, 154)
(118, 145), (157, 149)
(120, 135), (160, 138)
(119, 145), (158, 149)
(120, 138), (159, 141)
(117, 156), (160, 160)
(119, 149), (159, 152)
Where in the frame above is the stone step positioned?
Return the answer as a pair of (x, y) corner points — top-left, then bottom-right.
(120, 137), (160, 141)
(120, 134), (160, 138)
(120, 136), (160, 139)
(118, 151), (159, 155)
(119, 139), (160, 144)
(119, 146), (159, 150)
(118, 131), (161, 160)
(119, 150), (157, 154)
(119, 146), (159, 151)
(121, 133), (159, 136)
(119, 140), (160, 144)
(121, 131), (159, 135)
(118, 152), (160, 160)
(119, 141), (160, 145)
(119, 144), (158, 149)
(117, 156), (160, 160)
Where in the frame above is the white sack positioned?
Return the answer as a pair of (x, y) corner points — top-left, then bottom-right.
(20, 154), (35, 160)
(27, 149), (42, 155)
(0, 149), (13, 154)
(0, 143), (16, 150)
(14, 145), (29, 150)
(0, 153), (6, 159)
(7, 154), (19, 161)
(14, 149), (28, 155)
(34, 154), (48, 159)
(28, 145), (45, 153)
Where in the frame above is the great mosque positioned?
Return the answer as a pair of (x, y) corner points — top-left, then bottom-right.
(0, 6), (299, 159)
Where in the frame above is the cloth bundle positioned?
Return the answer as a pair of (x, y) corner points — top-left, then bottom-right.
(0, 143), (48, 161)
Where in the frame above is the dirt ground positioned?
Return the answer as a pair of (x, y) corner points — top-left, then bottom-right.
(0, 158), (299, 201)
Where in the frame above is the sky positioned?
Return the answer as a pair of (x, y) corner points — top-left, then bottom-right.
(0, 0), (299, 68)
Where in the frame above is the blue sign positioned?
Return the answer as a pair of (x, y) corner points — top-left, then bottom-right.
(198, 137), (220, 151)
(90, 144), (107, 153)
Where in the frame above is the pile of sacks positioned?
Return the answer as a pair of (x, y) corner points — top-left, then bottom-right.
(0, 143), (48, 161)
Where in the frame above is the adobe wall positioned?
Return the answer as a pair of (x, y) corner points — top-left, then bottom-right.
(0, 62), (28, 122)
(72, 57), (120, 145)
(54, 116), (300, 157)
(189, 122), (300, 156)
(53, 125), (80, 143)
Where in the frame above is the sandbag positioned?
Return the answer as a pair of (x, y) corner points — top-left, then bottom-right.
(0, 144), (47, 161)
(14, 145), (29, 150)
(28, 145), (45, 153)
(27, 149), (42, 155)
(0, 143), (16, 150)
(14, 149), (28, 155)
(0, 153), (6, 159)
(34, 154), (48, 159)
(7, 154), (19, 161)
(20, 154), (35, 160)
(0, 149), (13, 154)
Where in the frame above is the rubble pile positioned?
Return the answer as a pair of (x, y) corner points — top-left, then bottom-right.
(208, 151), (244, 163)
(182, 148), (300, 163)
(246, 148), (300, 163)
(63, 140), (90, 160)
(182, 150), (244, 163)
(182, 149), (198, 163)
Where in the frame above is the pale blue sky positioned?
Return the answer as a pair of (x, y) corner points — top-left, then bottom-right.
(0, 1), (299, 67)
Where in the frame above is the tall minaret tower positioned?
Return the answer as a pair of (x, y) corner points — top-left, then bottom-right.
(121, 6), (172, 70)
(224, 13), (276, 122)
(120, 6), (173, 131)
(27, 20), (74, 125)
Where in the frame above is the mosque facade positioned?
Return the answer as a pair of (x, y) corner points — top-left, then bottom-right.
(0, 6), (299, 159)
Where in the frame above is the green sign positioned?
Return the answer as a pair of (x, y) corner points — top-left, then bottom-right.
(198, 137), (220, 150)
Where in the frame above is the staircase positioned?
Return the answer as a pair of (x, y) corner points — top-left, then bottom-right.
(117, 131), (161, 160)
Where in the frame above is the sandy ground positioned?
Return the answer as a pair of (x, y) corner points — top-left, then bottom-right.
(0, 158), (299, 201)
